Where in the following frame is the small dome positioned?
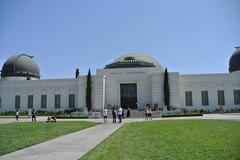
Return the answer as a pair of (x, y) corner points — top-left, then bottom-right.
(229, 47), (240, 73)
(1, 54), (40, 79)
(105, 53), (164, 71)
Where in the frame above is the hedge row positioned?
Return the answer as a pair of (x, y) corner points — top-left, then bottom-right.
(162, 113), (203, 118)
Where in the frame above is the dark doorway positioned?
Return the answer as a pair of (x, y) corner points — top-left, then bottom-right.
(120, 83), (137, 109)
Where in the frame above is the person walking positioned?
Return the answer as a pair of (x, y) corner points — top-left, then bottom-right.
(103, 107), (108, 123)
(118, 106), (123, 123)
(16, 109), (19, 121)
(112, 107), (116, 123)
(31, 108), (36, 122)
(127, 107), (131, 118)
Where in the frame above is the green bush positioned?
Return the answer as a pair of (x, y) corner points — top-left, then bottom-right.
(181, 108), (188, 114)
(56, 115), (88, 119)
(0, 109), (83, 117)
(0, 111), (15, 116)
(199, 109), (209, 114)
(0, 111), (28, 116)
(35, 109), (81, 116)
(64, 109), (77, 114)
(162, 113), (203, 117)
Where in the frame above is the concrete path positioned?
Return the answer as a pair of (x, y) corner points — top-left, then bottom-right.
(0, 123), (123, 160)
(1, 113), (240, 125)
(0, 113), (240, 160)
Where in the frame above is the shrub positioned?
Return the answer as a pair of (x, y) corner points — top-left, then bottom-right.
(181, 108), (188, 114)
(0, 111), (28, 116)
(199, 109), (209, 114)
(162, 113), (203, 118)
(64, 109), (77, 114)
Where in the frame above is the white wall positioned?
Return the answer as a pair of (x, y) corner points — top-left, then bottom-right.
(0, 78), (79, 112)
(96, 67), (163, 110)
(0, 69), (239, 112)
(179, 71), (240, 110)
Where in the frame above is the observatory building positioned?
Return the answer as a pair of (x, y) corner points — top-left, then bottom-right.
(0, 48), (240, 112)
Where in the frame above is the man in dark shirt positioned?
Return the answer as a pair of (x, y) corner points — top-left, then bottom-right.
(112, 107), (116, 123)
(31, 108), (36, 122)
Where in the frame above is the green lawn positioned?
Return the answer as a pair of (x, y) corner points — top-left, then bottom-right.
(81, 120), (240, 160)
(0, 121), (98, 156)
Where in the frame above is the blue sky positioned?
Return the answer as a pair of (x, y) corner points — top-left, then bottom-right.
(0, 0), (239, 79)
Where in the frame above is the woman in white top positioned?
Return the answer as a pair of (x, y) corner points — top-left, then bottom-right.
(103, 107), (108, 123)
(118, 106), (123, 123)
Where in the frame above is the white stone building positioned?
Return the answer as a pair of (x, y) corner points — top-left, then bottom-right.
(0, 48), (240, 112)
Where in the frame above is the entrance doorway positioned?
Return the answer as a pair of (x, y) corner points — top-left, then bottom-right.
(120, 83), (137, 109)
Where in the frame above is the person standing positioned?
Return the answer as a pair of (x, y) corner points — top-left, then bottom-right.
(127, 107), (131, 118)
(148, 107), (152, 120)
(118, 106), (123, 123)
(103, 107), (108, 123)
(112, 107), (116, 123)
(31, 108), (36, 122)
(16, 109), (19, 121)
(144, 106), (148, 120)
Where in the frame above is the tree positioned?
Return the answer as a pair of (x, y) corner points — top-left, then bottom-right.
(86, 69), (92, 111)
(164, 68), (170, 110)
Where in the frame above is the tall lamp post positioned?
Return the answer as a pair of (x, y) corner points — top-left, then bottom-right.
(102, 75), (106, 110)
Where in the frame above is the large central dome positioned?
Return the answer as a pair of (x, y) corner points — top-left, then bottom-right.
(105, 53), (164, 70)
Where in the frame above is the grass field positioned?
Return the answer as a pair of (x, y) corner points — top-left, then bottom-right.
(0, 121), (98, 156)
(81, 120), (240, 160)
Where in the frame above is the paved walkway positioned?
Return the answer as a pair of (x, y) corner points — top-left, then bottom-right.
(1, 113), (240, 125)
(0, 122), (123, 160)
(0, 113), (240, 160)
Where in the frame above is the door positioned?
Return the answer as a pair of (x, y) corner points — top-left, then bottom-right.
(120, 83), (137, 109)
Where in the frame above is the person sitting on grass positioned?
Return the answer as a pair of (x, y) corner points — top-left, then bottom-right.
(46, 116), (57, 123)
(46, 116), (51, 123)
(51, 116), (57, 122)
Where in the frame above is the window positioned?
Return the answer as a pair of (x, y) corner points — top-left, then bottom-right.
(234, 90), (240, 105)
(185, 91), (193, 106)
(28, 95), (33, 109)
(15, 95), (20, 109)
(41, 95), (47, 108)
(217, 90), (225, 105)
(55, 95), (61, 108)
(201, 91), (209, 106)
(0, 97), (2, 108)
(69, 94), (75, 108)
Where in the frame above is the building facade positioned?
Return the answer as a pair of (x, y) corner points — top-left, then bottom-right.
(0, 48), (240, 112)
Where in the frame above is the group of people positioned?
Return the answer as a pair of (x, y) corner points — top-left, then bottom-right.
(45, 116), (57, 123)
(16, 108), (58, 123)
(103, 105), (131, 123)
(15, 108), (36, 122)
(144, 104), (152, 120)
